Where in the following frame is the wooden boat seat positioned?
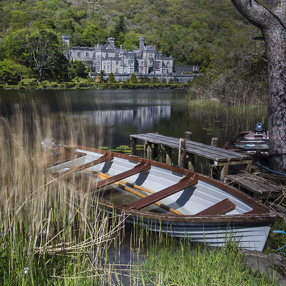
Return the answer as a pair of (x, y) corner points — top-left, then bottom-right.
(88, 160), (151, 191)
(123, 173), (198, 210)
(196, 198), (236, 216)
(52, 152), (114, 177)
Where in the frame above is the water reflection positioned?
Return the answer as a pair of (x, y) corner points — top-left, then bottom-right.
(77, 105), (171, 131)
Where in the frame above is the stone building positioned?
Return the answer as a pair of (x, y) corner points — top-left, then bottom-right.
(64, 35), (201, 82)
(67, 36), (173, 75)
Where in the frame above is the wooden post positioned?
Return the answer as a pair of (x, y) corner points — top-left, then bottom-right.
(220, 165), (229, 181)
(153, 143), (158, 160)
(187, 154), (195, 171)
(211, 137), (218, 147)
(165, 146), (172, 165)
(146, 142), (153, 160)
(185, 131), (192, 140)
(178, 138), (186, 168)
(130, 137), (136, 155)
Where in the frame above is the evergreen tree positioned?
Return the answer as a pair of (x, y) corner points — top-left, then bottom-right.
(130, 73), (138, 84)
(108, 72), (116, 83)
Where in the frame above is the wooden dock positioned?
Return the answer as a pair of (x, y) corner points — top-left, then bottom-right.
(224, 172), (283, 200)
(130, 132), (253, 180)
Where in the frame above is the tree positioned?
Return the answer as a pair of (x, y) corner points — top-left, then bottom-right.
(75, 61), (87, 78)
(99, 70), (105, 82)
(108, 72), (116, 83)
(231, 0), (286, 172)
(0, 59), (29, 84)
(130, 73), (138, 84)
(110, 15), (126, 47)
(27, 30), (63, 82)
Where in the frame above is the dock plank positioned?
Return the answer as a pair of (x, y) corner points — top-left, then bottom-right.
(225, 172), (282, 200)
(130, 133), (252, 162)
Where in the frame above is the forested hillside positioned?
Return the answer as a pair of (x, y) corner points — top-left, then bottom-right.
(0, 0), (268, 102)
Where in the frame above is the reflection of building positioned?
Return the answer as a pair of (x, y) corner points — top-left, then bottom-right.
(67, 36), (173, 75)
(80, 105), (171, 131)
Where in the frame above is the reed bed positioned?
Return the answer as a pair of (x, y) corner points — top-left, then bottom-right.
(0, 103), (125, 285)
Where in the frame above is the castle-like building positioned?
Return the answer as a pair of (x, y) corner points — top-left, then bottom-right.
(63, 35), (200, 82)
(65, 36), (173, 75)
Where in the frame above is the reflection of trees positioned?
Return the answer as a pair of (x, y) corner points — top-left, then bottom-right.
(155, 107), (267, 148)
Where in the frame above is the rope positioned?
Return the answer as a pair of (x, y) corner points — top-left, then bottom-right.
(257, 163), (286, 176)
(272, 230), (286, 254)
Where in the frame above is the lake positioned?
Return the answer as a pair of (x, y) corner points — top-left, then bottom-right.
(0, 88), (267, 152)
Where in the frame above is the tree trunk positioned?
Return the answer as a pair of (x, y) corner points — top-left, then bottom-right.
(265, 26), (286, 171)
(231, 0), (286, 171)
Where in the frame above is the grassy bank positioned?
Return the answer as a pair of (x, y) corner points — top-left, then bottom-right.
(141, 238), (279, 285)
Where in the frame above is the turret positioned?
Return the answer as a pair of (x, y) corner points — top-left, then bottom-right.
(139, 36), (145, 51)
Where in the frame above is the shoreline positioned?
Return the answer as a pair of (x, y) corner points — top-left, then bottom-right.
(0, 82), (192, 91)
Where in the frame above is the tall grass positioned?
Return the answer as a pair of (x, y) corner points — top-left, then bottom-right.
(0, 103), (125, 285)
(140, 237), (279, 286)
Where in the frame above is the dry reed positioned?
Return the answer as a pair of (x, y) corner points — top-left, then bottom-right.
(0, 101), (125, 282)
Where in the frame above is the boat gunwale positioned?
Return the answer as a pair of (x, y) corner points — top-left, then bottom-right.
(50, 145), (277, 224)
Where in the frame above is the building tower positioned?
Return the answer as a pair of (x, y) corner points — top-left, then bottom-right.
(139, 36), (145, 51)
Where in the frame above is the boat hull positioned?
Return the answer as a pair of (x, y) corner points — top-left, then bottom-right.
(225, 130), (269, 157)
(121, 212), (271, 251)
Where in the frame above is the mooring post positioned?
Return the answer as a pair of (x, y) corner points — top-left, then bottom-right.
(146, 142), (153, 160)
(211, 137), (218, 147)
(130, 137), (136, 155)
(178, 138), (186, 168)
(185, 131), (192, 140)
(165, 146), (172, 165)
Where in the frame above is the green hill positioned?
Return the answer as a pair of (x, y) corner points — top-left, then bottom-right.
(0, 0), (268, 102)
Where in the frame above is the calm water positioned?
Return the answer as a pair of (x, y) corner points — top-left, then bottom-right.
(0, 88), (267, 150)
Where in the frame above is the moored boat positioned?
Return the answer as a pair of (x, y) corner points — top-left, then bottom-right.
(224, 122), (269, 157)
(41, 144), (277, 252)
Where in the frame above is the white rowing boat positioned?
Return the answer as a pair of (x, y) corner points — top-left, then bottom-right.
(42, 145), (277, 251)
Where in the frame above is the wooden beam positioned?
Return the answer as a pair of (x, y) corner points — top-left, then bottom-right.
(196, 198), (236, 216)
(123, 174), (198, 210)
(88, 161), (151, 191)
(52, 152), (114, 177)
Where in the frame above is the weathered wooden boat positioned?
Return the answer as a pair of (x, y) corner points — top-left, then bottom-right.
(224, 122), (269, 157)
(43, 144), (277, 251)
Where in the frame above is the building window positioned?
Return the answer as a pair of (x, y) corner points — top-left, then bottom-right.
(77, 52), (81, 57)
(116, 61), (119, 65)
(93, 53), (96, 59)
(86, 52), (89, 57)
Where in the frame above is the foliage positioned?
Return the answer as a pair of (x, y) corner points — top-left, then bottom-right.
(27, 30), (67, 82)
(108, 72), (116, 83)
(0, 59), (30, 84)
(75, 61), (88, 78)
(142, 239), (278, 285)
(129, 73), (138, 84)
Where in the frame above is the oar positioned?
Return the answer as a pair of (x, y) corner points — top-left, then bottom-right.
(93, 171), (183, 215)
